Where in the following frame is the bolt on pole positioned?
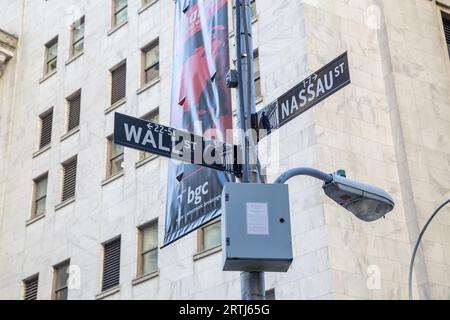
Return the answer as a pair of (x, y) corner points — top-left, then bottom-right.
(234, 0), (265, 300)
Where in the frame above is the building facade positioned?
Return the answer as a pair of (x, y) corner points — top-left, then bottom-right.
(0, 0), (450, 300)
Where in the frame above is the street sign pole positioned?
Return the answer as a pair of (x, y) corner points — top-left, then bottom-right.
(234, 0), (265, 300)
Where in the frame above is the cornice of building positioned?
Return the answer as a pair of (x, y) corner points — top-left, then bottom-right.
(0, 29), (18, 78)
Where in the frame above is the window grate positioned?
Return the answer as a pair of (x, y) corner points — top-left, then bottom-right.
(102, 238), (121, 292)
(62, 157), (77, 202)
(443, 13), (450, 57)
(67, 91), (81, 132)
(111, 62), (126, 105)
(24, 276), (39, 300)
(39, 111), (53, 149)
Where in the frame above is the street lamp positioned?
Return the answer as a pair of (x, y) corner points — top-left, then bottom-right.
(275, 168), (395, 222)
(232, 0), (396, 300)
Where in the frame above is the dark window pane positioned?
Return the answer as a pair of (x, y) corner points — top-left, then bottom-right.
(35, 197), (46, 216)
(55, 288), (68, 300)
(142, 250), (158, 275)
(53, 262), (69, 301)
(140, 110), (159, 160)
(45, 38), (58, 74)
(72, 40), (84, 56)
(203, 222), (221, 251)
(145, 64), (159, 84)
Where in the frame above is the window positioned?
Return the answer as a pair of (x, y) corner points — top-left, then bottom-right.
(142, 0), (154, 7)
(231, 0), (256, 31)
(39, 109), (53, 149)
(107, 136), (124, 178)
(32, 173), (48, 218)
(102, 237), (121, 292)
(110, 61), (127, 105)
(113, 0), (128, 26)
(138, 221), (158, 277)
(442, 11), (450, 58)
(52, 260), (70, 300)
(23, 275), (39, 300)
(61, 157), (77, 202)
(266, 288), (275, 300)
(250, 0), (257, 18)
(254, 50), (262, 99)
(142, 40), (159, 86)
(198, 220), (221, 253)
(44, 37), (58, 75)
(139, 109), (159, 161)
(70, 16), (85, 57)
(66, 90), (81, 133)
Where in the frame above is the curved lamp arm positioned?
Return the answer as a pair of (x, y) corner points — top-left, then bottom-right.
(408, 198), (450, 300)
(274, 167), (333, 185)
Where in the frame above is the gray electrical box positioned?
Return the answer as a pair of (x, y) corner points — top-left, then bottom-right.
(221, 182), (293, 272)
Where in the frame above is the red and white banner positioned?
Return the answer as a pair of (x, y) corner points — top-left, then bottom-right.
(163, 0), (233, 246)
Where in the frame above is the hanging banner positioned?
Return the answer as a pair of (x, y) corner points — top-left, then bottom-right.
(163, 0), (233, 246)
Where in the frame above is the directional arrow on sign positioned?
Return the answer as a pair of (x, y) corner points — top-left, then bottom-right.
(114, 112), (242, 176)
(253, 52), (351, 141)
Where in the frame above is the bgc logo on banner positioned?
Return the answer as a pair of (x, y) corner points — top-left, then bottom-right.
(187, 182), (209, 205)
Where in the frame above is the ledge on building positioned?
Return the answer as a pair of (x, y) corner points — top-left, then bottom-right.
(0, 29), (18, 78)
(136, 77), (160, 95)
(65, 52), (84, 66)
(102, 171), (125, 187)
(107, 20), (128, 37)
(60, 127), (80, 142)
(132, 271), (159, 286)
(95, 286), (120, 300)
(135, 155), (158, 169)
(193, 245), (222, 262)
(105, 97), (127, 115)
(55, 197), (76, 211)
(39, 70), (57, 84)
(32, 145), (51, 158)
(255, 96), (263, 105)
(138, 0), (158, 15)
(26, 213), (46, 227)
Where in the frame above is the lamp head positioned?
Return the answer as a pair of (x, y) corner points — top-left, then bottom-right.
(323, 174), (395, 222)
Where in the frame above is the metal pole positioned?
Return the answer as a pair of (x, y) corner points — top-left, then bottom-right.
(274, 167), (333, 185)
(234, 0), (265, 300)
(408, 198), (450, 300)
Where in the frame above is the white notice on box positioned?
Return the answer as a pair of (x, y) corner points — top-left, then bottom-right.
(246, 202), (269, 235)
